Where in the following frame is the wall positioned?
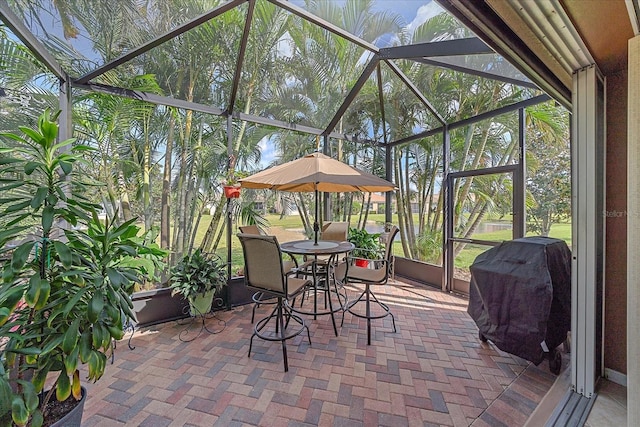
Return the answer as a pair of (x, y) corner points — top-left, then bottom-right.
(605, 69), (628, 375)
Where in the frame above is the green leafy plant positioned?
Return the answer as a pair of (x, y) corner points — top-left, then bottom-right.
(348, 228), (383, 260)
(169, 249), (227, 300)
(0, 109), (167, 426)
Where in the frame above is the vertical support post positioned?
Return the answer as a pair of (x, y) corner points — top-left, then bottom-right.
(385, 143), (392, 225)
(442, 127), (452, 292)
(628, 34), (640, 427)
(513, 108), (526, 238)
(226, 115), (233, 310)
(57, 76), (73, 236)
(571, 65), (605, 397)
(378, 63), (392, 227)
(226, 197), (232, 310)
(59, 76), (72, 143)
(323, 135), (330, 222)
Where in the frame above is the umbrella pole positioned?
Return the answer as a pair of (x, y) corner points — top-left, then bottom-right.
(314, 189), (319, 245)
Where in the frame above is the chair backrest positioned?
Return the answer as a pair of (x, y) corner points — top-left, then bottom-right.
(239, 225), (262, 235)
(381, 225), (399, 261)
(237, 233), (286, 295)
(321, 222), (349, 241)
(375, 226), (399, 276)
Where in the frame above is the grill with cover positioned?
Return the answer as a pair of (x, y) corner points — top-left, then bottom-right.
(467, 236), (571, 374)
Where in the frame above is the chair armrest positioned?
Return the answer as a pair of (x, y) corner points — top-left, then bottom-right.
(286, 253), (299, 268)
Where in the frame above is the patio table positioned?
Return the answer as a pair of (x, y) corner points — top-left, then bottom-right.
(280, 240), (354, 336)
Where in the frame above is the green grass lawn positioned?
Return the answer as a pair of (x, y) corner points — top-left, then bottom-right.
(199, 213), (391, 273)
(197, 213), (571, 274)
(454, 222), (572, 270)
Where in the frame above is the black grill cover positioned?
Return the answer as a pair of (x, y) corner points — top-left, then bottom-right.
(467, 236), (571, 364)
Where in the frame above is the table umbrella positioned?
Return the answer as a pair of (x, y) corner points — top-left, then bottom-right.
(239, 152), (396, 244)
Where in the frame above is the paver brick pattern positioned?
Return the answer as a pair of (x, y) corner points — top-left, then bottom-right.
(82, 280), (560, 426)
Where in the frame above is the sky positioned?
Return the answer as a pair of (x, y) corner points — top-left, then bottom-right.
(8, 0), (445, 169)
(258, 0), (444, 168)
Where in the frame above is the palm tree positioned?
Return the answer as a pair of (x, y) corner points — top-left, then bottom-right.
(270, 0), (403, 227)
(0, 26), (59, 131)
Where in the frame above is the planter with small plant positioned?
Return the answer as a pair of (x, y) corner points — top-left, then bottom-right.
(222, 171), (241, 199)
(169, 249), (228, 316)
(223, 185), (241, 199)
(348, 228), (383, 268)
(0, 110), (167, 426)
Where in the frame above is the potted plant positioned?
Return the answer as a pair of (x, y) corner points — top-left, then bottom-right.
(222, 172), (241, 199)
(0, 110), (167, 426)
(169, 249), (227, 316)
(348, 228), (383, 268)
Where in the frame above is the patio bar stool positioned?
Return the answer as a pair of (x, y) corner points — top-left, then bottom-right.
(338, 226), (399, 345)
(238, 233), (312, 372)
(238, 225), (298, 323)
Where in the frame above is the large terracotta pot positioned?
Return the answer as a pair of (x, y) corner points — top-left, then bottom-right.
(223, 185), (241, 198)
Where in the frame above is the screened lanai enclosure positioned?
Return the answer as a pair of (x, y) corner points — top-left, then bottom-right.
(0, 0), (570, 292)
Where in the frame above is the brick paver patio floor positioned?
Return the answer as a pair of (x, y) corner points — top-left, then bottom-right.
(82, 279), (561, 426)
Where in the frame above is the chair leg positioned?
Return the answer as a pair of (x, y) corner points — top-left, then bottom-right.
(251, 302), (258, 324)
(251, 291), (262, 324)
(277, 302), (289, 372)
(250, 297), (309, 372)
(369, 289), (397, 334)
(344, 284), (396, 345)
(390, 310), (396, 333)
(249, 305), (279, 359)
(366, 285), (371, 345)
(249, 333), (255, 358)
(326, 280), (338, 336)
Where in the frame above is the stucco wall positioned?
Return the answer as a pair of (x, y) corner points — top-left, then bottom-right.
(605, 70), (628, 375)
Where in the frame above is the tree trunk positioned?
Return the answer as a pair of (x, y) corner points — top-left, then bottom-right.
(104, 181), (119, 219)
(118, 171), (132, 222)
(142, 119), (153, 232)
(541, 214), (551, 237)
(212, 206), (228, 251)
(189, 203), (205, 253)
(404, 147), (416, 252)
(296, 193), (311, 235)
(172, 110), (192, 259)
(183, 118), (204, 251)
(356, 193), (364, 229)
(394, 147), (411, 258)
(453, 201), (489, 257)
(456, 126), (491, 225)
(160, 112), (175, 250)
(362, 192), (371, 227)
(200, 195), (225, 252)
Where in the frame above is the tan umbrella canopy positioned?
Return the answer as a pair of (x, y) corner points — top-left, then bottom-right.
(239, 152), (396, 243)
(239, 152), (395, 192)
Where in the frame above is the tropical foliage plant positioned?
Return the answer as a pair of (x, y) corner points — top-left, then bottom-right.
(348, 228), (383, 260)
(0, 110), (166, 426)
(168, 249), (227, 300)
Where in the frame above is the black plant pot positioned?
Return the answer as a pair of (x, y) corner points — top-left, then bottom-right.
(225, 276), (254, 308)
(130, 278), (253, 328)
(48, 386), (87, 427)
(132, 287), (189, 327)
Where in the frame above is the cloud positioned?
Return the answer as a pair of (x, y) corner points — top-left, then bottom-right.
(259, 136), (276, 168)
(406, 2), (444, 35)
